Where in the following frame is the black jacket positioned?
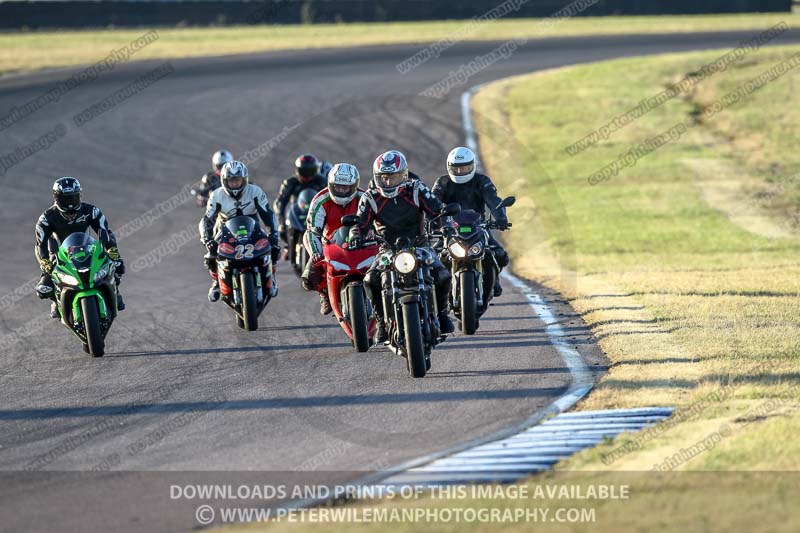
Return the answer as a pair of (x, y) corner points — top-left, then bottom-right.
(197, 171), (221, 197)
(431, 173), (506, 221)
(273, 175), (327, 221)
(35, 203), (118, 264)
(354, 180), (444, 247)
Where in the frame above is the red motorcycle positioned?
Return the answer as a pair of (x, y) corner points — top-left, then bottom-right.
(311, 217), (379, 352)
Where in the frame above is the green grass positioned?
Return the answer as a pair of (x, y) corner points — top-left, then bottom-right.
(216, 42), (800, 533)
(2, 13), (800, 76)
(470, 44), (800, 469)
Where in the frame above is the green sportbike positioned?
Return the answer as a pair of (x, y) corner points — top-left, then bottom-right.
(50, 233), (119, 357)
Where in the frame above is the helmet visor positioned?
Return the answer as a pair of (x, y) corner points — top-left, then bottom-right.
(297, 166), (318, 179)
(55, 192), (81, 213)
(449, 162), (475, 176)
(376, 171), (407, 189)
(225, 176), (244, 191)
(332, 183), (356, 198)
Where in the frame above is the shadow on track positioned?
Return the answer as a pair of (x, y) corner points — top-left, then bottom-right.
(108, 341), (352, 357)
(0, 386), (568, 420)
(426, 367), (574, 378)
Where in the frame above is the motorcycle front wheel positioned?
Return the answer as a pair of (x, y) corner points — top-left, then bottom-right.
(402, 302), (427, 378)
(80, 297), (104, 357)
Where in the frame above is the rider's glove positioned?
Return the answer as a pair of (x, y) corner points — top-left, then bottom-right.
(106, 246), (121, 261)
(495, 216), (509, 231)
(114, 260), (125, 277)
(311, 253), (324, 265)
(348, 228), (361, 249)
(205, 240), (218, 255)
(269, 233), (280, 249)
(39, 258), (54, 274)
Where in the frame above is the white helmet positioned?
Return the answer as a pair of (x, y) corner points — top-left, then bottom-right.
(220, 160), (249, 199)
(447, 146), (476, 184)
(212, 149), (233, 174)
(372, 150), (408, 198)
(328, 163), (360, 206)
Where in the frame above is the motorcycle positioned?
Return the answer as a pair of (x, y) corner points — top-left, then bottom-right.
(375, 203), (461, 378)
(216, 215), (276, 330)
(439, 197), (515, 335)
(311, 217), (379, 352)
(285, 189), (316, 277)
(50, 233), (119, 357)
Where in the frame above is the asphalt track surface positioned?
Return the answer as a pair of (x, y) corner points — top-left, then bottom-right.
(2, 29), (800, 532)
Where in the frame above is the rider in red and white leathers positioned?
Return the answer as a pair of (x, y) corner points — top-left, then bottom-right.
(301, 163), (363, 315)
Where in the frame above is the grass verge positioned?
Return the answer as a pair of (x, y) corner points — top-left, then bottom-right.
(2, 13), (800, 77)
(215, 43), (800, 532)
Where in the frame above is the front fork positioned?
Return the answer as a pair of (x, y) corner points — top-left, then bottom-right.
(451, 258), (484, 309)
(384, 267), (438, 349)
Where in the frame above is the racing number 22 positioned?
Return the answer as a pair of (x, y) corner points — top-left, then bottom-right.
(234, 244), (254, 260)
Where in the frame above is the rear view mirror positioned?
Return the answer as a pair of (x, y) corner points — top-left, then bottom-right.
(499, 196), (516, 209)
(442, 203), (461, 216)
(341, 215), (359, 227)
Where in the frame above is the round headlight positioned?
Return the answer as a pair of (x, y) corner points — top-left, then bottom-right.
(468, 242), (484, 256)
(393, 251), (417, 274)
(448, 241), (467, 258)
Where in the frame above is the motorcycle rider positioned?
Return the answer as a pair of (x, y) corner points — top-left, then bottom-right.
(193, 149), (233, 206)
(350, 150), (455, 343)
(301, 163), (363, 315)
(432, 146), (510, 296)
(35, 177), (125, 318)
(199, 160), (281, 302)
(273, 154), (328, 255)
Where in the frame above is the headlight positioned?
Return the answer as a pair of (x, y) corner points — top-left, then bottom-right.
(448, 241), (467, 258)
(58, 272), (79, 286)
(393, 251), (417, 274)
(93, 265), (110, 283)
(468, 242), (484, 256)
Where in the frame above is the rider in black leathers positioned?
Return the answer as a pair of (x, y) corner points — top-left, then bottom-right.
(350, 150), (455, 343)
(193, 149), (233, 206)
(273, 154), (327, 252)
(432, 146), (510, 296)
(35, 177), (125, 318)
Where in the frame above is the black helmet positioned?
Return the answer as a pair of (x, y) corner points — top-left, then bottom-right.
(295, 154), (320, 184)
(53, 177), (82, 217)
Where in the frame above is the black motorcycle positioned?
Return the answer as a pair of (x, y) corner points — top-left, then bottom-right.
(366, 203), (461, 378)
(439, 197), (514, 335)
(285, 189), (316, 277)
(215, 215), (276, 330)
